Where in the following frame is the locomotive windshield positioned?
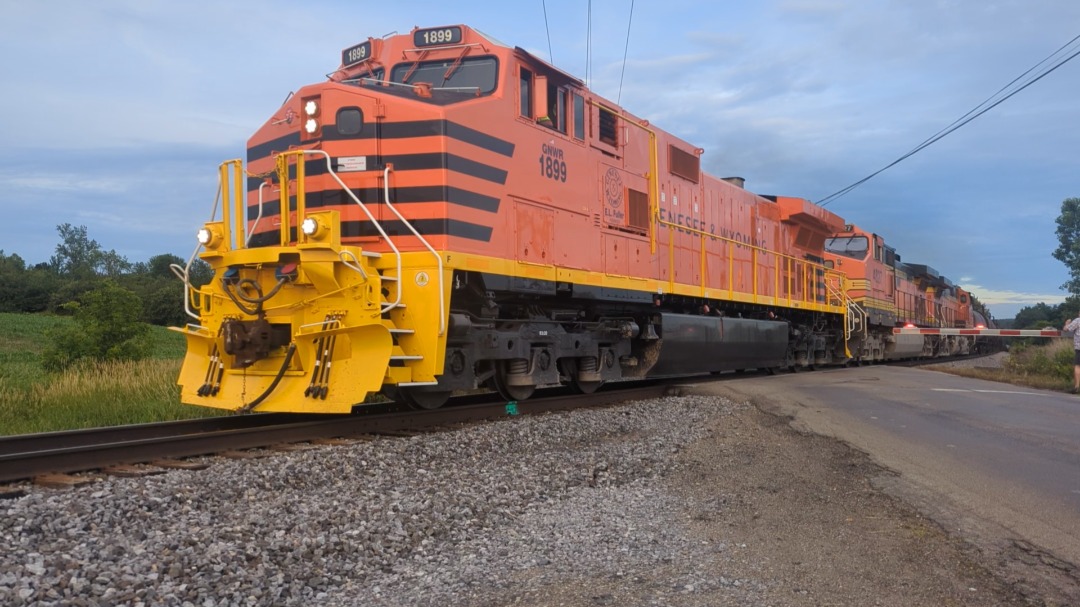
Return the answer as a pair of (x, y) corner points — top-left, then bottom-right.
(825, 236), (869, 260)
(390, 56), (498, 97)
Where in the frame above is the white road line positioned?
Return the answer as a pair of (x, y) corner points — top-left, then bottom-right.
(931, 388), (1049, 396)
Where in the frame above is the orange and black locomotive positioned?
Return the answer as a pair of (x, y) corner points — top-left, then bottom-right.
(173, 25), (979, 413)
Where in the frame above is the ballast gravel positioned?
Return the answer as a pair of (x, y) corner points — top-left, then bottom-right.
(2, 387), (1035, 607)
(0, 396), (764, 607)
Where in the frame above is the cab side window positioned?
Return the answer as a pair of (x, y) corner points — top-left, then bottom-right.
(519, 68), (532, 117)
(552, 84), (566, 133)
(572, 93), (585, 140)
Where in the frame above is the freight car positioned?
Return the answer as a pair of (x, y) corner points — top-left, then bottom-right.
(172, 24), (973, 414)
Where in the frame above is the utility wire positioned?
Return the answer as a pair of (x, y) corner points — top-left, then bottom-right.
(586, 0), (592, 87)
(909, 33), (1080, 158)
(542, 0), (554, 64)
(617, 0), (635, 104)
(818, 34), (1080, 208)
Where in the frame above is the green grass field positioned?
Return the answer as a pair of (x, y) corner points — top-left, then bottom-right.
(0, 312), (220, 436)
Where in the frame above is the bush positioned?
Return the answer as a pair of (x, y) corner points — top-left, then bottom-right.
(41, 281), (151, 371)
(1004, 338), (1073, 382)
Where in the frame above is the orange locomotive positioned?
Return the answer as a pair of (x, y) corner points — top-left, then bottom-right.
(174, 24), (958, 414)
(824, 224), (978, 361)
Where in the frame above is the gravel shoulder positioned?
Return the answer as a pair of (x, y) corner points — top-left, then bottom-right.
(0, 384), (1055, 606)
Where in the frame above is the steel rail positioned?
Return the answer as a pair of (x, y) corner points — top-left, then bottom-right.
(0, 413), (328, 456)
(0, 384), (670, 484)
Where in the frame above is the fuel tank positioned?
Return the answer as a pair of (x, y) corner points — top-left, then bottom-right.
(647, 313), (788, 377)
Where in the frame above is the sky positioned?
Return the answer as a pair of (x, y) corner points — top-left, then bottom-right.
(1, 1), (1077, 319)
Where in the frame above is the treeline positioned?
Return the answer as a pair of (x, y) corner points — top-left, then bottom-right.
(1011, 297), (1080, 331)
(0, 223), (210, 327)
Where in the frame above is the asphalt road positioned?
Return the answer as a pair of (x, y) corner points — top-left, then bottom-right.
(708, 365), (1080, 599)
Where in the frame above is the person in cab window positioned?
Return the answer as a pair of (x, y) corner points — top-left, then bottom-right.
(538, 97), (558, 129)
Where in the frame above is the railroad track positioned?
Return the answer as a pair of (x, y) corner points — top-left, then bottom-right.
(0, 383), (671, 487)
(0, 353), (997, 490)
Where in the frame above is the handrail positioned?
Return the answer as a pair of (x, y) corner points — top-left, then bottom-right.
(246, 182), (269, 247)
(191, 152), (441, 331)
(278, 152), (445, 335)
(655, 214), (846, 310)
(380, 166), (446, 336)
(175, 164), (235, 321)
(826, 276), (866, 339)
(171, 245), (204, 321)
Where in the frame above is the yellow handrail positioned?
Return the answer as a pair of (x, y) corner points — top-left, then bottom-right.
(654, 214), (845, 310)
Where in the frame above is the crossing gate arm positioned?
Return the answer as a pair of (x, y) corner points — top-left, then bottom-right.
(892, 328), (1062, 337)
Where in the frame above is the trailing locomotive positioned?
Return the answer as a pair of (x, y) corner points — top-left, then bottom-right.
(173, 24), (977, 414)
(823, 224), (980, 361)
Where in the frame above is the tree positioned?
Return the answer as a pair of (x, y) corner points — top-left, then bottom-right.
(0, 250), (58, 312)
(1052, 197), (1080, 293)
(122, 253), (214, 326)
(1013, 302), (1055, 329)
(147, 253), (185, 279)
(48, 223), (131, 279)
(99, 249), (133, 277)
(41, 281), (150, 371)
(50, 224), (103, 279)
(1059, 294), (1080, 325)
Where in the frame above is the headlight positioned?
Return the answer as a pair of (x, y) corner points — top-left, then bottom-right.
(301, 217), (319, 236)
(196, 224), (224, 250)
(304, 99), (319, 116)
(304, 118), (319, 134)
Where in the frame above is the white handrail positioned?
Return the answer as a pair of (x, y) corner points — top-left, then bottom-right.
(174, 176), (227, 321)
(246, 181), (269, 246)
(297, 150), (404, 317)
(381, 166), (446, 336)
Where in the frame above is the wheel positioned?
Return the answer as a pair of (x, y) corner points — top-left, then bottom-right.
(398, 386), (451, 410)
(493, 361), (535, 401)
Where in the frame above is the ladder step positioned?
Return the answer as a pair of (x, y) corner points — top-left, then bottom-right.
(390, 355), (424, 361)
(362, 251), (382, 258)
(397, 381), (439, 387)
(389, 328), (414, 335)
(380, 275), (399, 282)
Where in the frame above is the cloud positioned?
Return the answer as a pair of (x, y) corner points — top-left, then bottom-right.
(959, 283), (1067, 307)
(0, 172), (130, 195)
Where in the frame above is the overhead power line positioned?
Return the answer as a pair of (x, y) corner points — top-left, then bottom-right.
(617, 0), (635, 104)
(542, 0), (554, 64)
(817, 33), (1080, 208)
(586, 0), (592, 87)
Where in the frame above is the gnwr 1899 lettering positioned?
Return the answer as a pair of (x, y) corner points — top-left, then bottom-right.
(539, 143), (567, 182)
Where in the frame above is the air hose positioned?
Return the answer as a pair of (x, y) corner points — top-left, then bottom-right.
(236, 343), (296, 414)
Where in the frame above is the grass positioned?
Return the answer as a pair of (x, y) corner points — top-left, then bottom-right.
(0, 312), (220, 436)
(932, 339), (1075, 392)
